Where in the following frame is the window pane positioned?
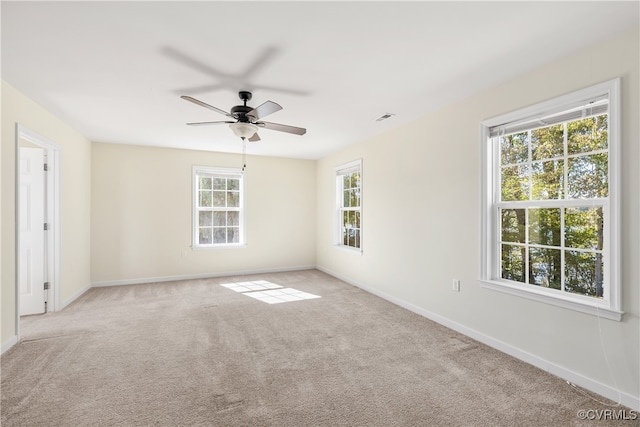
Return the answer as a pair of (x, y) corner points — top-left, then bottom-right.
(228, 211), (239, 226)
(227, 178), (239, 191)
(342, 211), (349, 227)
(501, 209), (525, 243)
(531, 124), (563, 161)
(199, 211), (213, 226)
(529, 247), (561, 289)
(213, 191), (226, 207)
(227, 191), (239, 207)
(343, 175), (350, 190)
(199, 228), (212, 245)
(213, 178), (226, 190)
(213, 228), (226, 244)
(213, 211), (226, 226)
(354, 211), (361, 228)
(199, 176), (212, 190)
(199, 191), (212, 207)
(342, 228), (348, 246)
(529, 208), (561, 247)
(354, 229), (361, 248)
(500, 132), (528, 165)
(228, 227), (239, 243)
(351, 172), (361, 189)
(348, 211), (356, 227)
(501, 244), (525, 283)
(565, 251), (604, 297)
(501, 165), (529, 201)
(350, 189), (360, 207)
(568, 154), (608, 198)
(532, 160), (564, 200)
(348, 228), (356, 247)
(565, 207), (603, 250)
(567, 115), (608, 155)
(343, 190), (350, 208)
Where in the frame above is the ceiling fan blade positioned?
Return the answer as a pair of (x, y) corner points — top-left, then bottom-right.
(186, 121), (234, 126)
(248, 100), (282, 120)
(248, 132), (261, 142)
(181, 96), (233, 118)
(258, 121), (306, 135)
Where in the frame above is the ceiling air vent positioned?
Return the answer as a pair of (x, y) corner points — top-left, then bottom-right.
(375, 113), (395, 122)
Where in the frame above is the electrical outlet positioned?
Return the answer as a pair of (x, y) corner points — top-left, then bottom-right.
(452, 279), (460, 292)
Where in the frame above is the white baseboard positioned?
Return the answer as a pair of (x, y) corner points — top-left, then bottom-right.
(60, 282), (92, 310)
(1, 335), (18, 354)
(316, 265), (640, 411)
(91, 265), (317, 288)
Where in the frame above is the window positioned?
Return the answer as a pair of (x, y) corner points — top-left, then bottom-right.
(193, 166), (244, 247)
(480, 79), (621, 320)
(336, 159), (362, 250)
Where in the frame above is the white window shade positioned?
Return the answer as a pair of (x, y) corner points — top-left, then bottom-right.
(489, 95), (608, 138)
(336, 164), (361, 176)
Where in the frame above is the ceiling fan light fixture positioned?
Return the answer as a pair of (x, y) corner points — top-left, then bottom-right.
(229, 122), (258, 139)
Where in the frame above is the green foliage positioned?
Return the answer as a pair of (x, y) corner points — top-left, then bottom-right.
(501, 244), (525, 283)
(568, 115), (608, 154)
(568, 154), (608, 198)
(500, 132), (528, 164)
(501, 209), (525, 243)
(341, 171), (361, 249)
(532, 160), (563, 200)
(532, 124), (563, 160)
(342, 172), (361, 208)
(565, 207), (602, 250)
(498, 114), (607, 298)
(501, 165), (529, 201)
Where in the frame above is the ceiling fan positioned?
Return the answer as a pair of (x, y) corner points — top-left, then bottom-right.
(181, 91), (306, 142)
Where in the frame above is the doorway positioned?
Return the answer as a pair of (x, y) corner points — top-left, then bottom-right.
(18, 146), (46, 315)
(15, 125), (61, 330)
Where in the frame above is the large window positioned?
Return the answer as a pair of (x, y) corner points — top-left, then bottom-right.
(480, 79), (621, 320)
(193, 166), (244, 247)
(336, 160), (362, 250)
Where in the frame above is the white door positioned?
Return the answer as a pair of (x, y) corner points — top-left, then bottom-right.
(19, 147), (46, 316)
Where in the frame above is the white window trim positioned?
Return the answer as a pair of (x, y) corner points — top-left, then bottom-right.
(335, 159), (363, 253)
(192, 165), (245, 248)
(479, 78), (622, 321)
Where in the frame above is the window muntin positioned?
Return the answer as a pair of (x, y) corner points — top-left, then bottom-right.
(336, 160), (362, 250)
(193, 167), (243, 247)
(497, 115), (607, 298)
(481, 79), (621, 319)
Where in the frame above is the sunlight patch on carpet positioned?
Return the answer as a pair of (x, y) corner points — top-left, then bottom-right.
(220, 280), (282, 293)
(220, 281), (321, 304)
(243, 288), (321, 304)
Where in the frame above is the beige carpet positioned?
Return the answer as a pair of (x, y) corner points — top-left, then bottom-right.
(1, 269), (634, 426)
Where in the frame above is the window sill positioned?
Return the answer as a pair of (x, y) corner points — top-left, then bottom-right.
(479, 279), (624, 321)
(192, 244), (247, 250)
(334, 244), (363, 255)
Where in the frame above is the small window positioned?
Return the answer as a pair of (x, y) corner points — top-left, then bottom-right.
(193, 166), (244, 247)
(480, 79), (621, 320)
(335, 159), (362, 250)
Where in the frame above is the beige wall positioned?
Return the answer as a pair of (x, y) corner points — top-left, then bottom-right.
(1, 28), (637, 406)
(91, 143), (316, 283)
(1, 81), (92, 347)
(316, 29), (639, 403)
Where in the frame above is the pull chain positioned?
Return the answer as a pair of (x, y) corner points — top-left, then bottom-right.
(242, 138), (247, 171)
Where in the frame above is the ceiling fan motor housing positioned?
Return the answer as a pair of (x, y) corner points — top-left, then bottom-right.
(230, 105), (255, 122)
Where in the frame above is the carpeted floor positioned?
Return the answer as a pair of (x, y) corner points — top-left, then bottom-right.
(1, 269), (635, 426)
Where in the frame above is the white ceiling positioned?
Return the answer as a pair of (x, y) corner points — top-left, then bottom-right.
(2, 1), (638, 159)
